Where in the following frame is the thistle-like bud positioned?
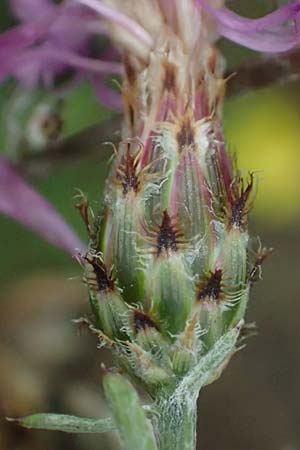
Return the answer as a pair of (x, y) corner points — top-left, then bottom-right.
(77, 0), (267, 398)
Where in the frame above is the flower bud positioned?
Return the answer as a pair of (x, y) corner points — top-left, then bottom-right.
(77, 0), (262, 394)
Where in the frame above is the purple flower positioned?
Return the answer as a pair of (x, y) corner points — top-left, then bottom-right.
(197, 0), (300, 52)
(0, 0), (123, 108)
(0, 158), (85, 255)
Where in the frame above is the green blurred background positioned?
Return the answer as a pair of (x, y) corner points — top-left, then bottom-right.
(0, 1), (300, 449)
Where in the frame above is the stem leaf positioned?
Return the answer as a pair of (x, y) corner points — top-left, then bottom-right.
(7, 413), (115, 434)
(103, 371), (158, 450)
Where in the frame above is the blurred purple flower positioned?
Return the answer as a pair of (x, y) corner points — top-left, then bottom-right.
(10, 0), (55, 23)
(0, 0), (122, 105)
(197, 0), (300, 52)
(0, 158), (85, 255)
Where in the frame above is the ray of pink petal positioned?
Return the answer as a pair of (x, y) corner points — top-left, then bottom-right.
(91, 75), (123, 111)
(9, 0), (55, 23)
(0, 13), (56, 59)
(0, 159), (85, 255)
(0, 47), (123, 86)
(197, 0), (300, 32)
(197, 0), (300, 52)
(75, 0), (153, 48)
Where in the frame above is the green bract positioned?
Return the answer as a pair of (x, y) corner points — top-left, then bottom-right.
(78, 63), (257, 398)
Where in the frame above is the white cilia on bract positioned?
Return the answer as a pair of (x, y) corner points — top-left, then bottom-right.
(1, 1), (297, 449)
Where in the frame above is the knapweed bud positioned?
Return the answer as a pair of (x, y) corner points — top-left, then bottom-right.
(76, 0), (267, 397)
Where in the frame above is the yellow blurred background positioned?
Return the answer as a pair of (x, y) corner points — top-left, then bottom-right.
(225, 82), (300, 227)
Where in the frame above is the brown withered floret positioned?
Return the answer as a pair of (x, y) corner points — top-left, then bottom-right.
(75, 194), (96, 240)
(197, 269), (223, 302)
(176, 118), (195, 153)
(115, 143), (141, 195)
(128, 104), (135, 128)
(84, 253), (115, 292)
(123, 56), (137, 130)
(74, 317), (119, 351)
(229, 172), (254, 228)
(124, 55), (137, 86)
(208, 50), (218, 74)
(250, 246), (273, 282)
(133, 309), (159, 332)
(163, 63), (176, 93)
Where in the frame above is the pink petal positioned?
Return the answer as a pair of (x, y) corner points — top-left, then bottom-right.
(0, 46), (123, 86)
(91, 75), (123, 111)
(75, 0), (153, 48)
(0, 13), (56, 59)
(197, 0), (300, 53)
(9, 0), (55, 23)
(49, 3), (103, 50)
(217, 24), (300, 53)
(198, 0), (300, 32)
(0, 159), (85, 255)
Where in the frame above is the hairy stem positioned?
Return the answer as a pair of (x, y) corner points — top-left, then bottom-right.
(153, 393), (198, 450)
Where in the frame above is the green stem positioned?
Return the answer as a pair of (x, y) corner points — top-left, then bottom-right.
(153, 393), (198, 450)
